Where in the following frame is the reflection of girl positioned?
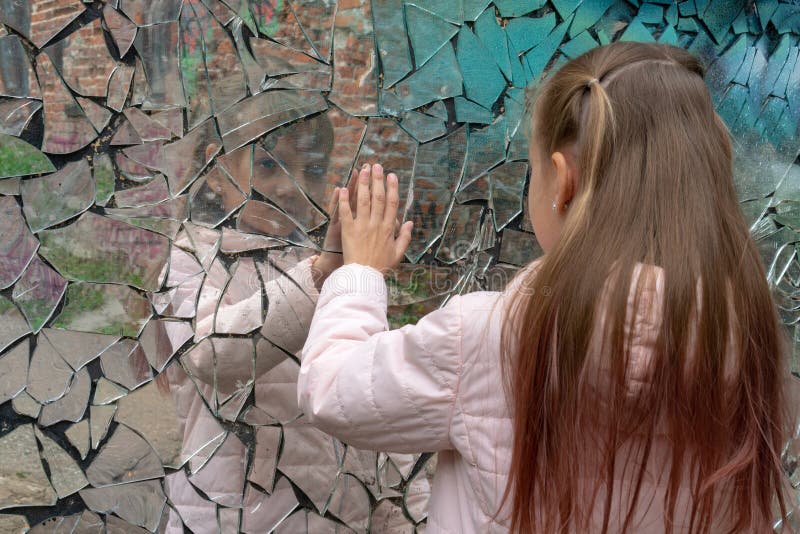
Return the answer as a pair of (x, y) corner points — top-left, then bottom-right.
(160, 174), (359, 532)
(299, 42), (795, 533)
(160, 112), (344, 531)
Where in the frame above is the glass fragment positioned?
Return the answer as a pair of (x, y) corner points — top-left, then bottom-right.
(139, 319), (193, 372)
(217, 90), (328, 152)
(193, 257), (229, 341)
(400, 110), (447, 143)
(164, 470), (217, 532)
(248, 426), (281, 493)
(0, 196), (39, 289)
(120, 0), (182, 26)
(65, 419), (91, 460)
(0, 0), (85, 48)
(220, 228), (286, 253)
(38, 367), (90, 426)
(125, 108), (173, 142)
(498, 228), (543, 266)
(490, 161), (528, 230)
(87, 424), (164, 487)
(372, 0), (413, 88)
(0, 98), (42, 136)
(457, 25), (507, 109)
(237, 200), (316, 247)
(216, 257), (264, 334)
(134, 22), (185, 109)
(241, 477), (298, 533)
(405, 127), (468, 262)
(0, 35), (40, 98)
(372, 499), (414, 532)
(474, 10), (512, 79)
(21, 160), (95, 233)
(12, 391), (41, 418)
(76, 97), (113, 132)
(27, 332), (74, 404)
(104, 5), (137, 57)
(405, 3), (459, 69)
(36, 53), (98, 154)
(100, 339), (153, 390)
(39, 211), (170, 291)
(290, 0), (336, 61)
(435, 204), (483, 263)
(33, 426), (88, 498)
(394, 43), (463, 110)
(0, 338), (28, 404)
(252, 146), (326, 231)
(465, 117), (508, 186)
(327, 474), (371, 531)
(41, 327), (119, 371)
(262, 107), (367, 210)
(278, 419), (340, 512)
(189, 165), (248, 228)
(79, 480), (166, 532)
(93, 377), (128, 405)
(0, 295), (31, 353)
(328, 0), (379, 116)
(52, 282), (151, 337)
(354, 118), (417, 219)
(157, 119), (222, 194)
(89, 404), (115, 450)
(74, 510), (104, 533)
(0, 425), (57, 510)
(44, 19), (117, 97)
(403, 457), (433, 522)
(187, 432), (247, 507)
(115, 175), (170, 207)
(0, 133), (55, 179)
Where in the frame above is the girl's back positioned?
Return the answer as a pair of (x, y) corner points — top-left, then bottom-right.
(299, 40), (793, 533)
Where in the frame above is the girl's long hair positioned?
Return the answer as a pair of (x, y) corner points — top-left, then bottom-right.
(498, 41), (792, 533)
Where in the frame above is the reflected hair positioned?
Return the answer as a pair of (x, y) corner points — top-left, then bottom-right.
(497, 41), (792, 533)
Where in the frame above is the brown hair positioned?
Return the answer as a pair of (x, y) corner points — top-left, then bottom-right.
(498, 41), (792, 533)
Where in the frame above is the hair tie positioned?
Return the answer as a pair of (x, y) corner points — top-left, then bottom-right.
(587, 77), (600, 88)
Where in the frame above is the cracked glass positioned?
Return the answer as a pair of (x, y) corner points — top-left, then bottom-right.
(0, 0), (798, 531)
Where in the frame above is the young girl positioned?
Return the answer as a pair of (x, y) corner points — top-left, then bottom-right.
(300, 41), (794, 533)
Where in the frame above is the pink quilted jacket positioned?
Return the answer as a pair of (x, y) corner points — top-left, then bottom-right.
(299, 259), (740, 533)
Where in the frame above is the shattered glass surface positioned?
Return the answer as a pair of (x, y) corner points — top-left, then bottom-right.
(0, 0), (798, 531)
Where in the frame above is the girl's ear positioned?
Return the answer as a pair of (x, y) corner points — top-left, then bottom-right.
(551, 150), (577, 213)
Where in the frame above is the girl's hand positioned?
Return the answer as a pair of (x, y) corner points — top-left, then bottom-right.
(311, 170), (359, 289)
(339, 163), (414, 274)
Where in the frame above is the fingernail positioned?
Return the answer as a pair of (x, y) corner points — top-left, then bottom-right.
(362, 163), (370, 170)
(388, 174), (397, 183)
(340, 189), (348, 197)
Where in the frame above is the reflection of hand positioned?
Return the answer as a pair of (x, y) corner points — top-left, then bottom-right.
(339, 163), (413, 274)
(311, 170), (359, 290)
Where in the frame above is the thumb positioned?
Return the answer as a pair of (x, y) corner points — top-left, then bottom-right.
(394, 220), (414, 263)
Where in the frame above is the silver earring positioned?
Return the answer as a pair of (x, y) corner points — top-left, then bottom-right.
(551, 201), (557, 212)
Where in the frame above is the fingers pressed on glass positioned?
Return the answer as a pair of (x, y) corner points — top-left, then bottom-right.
(395, 220), (414, 263)
(338, 187), (353, 224)
(370, 164), (385, 226)
(357, 164), (371, 219)
(347, 169), (359, 215)
(384, 173), (399, 229)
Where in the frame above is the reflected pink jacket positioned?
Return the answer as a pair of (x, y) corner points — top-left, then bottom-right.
(299, 259), (723, 533)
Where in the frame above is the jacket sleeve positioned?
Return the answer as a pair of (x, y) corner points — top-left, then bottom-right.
(259, 255), (321, 355)
(297, 263), (463, 453)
